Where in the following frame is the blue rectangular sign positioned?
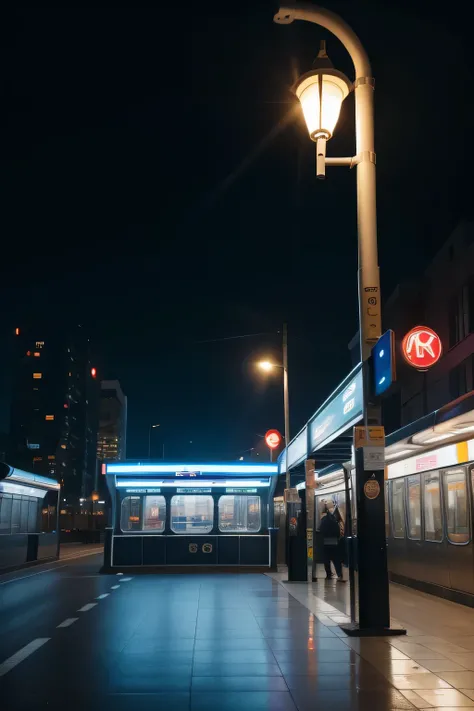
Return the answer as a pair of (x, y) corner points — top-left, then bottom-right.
(373, 330), (396, 396)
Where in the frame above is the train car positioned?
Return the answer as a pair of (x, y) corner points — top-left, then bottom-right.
(302, 394), (474, 606)
(103, 461), (279, 570)
(0, 462), (60, 572)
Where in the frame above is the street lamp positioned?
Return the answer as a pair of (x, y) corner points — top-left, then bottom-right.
(275, 3), (381, 360)
(274, 3), (400, 636)
(294, 40), (351, 179)
(148, 423), (160, 459)
(257, 330), (290, 489)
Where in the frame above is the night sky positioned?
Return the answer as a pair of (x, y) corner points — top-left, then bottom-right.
(0, 1), (472, 460)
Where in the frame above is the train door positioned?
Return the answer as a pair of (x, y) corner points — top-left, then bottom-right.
(442, 466), (474, 594)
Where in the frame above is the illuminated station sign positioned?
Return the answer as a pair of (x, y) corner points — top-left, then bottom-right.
(402, 326), (442, 371)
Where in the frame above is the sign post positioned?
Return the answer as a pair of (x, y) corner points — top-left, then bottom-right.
(265, 429), (282, 462)
(341, 426), (405, 636)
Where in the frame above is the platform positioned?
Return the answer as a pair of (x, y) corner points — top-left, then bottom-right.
(3, 553), (474, 709)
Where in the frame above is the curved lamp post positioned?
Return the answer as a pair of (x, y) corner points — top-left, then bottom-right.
(274, 5), (402, 636)
(275, 3), (381, 362)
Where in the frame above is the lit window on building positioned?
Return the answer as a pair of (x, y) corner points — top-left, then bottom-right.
(15, 327), (20, 335)
(48, 455), (56, 460)
(34, 352), (40, 357)
(36, 341), (44, 349)
(33, 373), (42, 379)
(60, 444), (67, 449)
(33, 456), (42, 462)
(45, 415), (55, 421)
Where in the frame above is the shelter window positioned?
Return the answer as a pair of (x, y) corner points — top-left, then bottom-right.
(143, 496), (166, 532)
(120, 496), (142, 532)
(218, 495), (261, 532)
(170, 495), (213, 534)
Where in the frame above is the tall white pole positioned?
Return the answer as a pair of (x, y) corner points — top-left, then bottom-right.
(283, 323), (290, 490)
(274, 3), (381, 361)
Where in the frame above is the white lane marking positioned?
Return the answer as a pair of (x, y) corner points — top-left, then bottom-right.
(0, 565), (69, 586)
(121, 577), (133, 582)
(77, 603), (98, 612)
(116, 572), (123, 576)
(57, 618), (78, 628)
(111, 585), (120, 590)
(96, 593), (109, 600)
(0, 638), (50, 677)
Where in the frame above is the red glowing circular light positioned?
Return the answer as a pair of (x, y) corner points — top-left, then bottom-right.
(265, 429), (282, 450)
(402, 326), (442, 370)
(91, 367), (97, 378)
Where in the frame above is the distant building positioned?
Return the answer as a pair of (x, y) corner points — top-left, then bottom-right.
(8, 324), (100, 504)
(96, 380), (127, 462)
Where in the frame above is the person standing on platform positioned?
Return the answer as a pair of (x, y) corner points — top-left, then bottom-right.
(320, 506), (344, 581)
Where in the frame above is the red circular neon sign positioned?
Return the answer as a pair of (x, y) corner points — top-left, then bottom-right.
(402, 326), (442, 370)
(265, 429), (282, 450)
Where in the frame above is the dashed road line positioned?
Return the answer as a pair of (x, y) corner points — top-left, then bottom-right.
(111, 585), (120, 590)
(57, 618), (78, 628)
(77, 603), (98, 612)
(96, 593), (109, 600)
(0, 638), (50, 677)
(121, 577), (133, 582)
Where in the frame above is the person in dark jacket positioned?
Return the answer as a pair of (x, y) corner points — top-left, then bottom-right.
(320, 507), (344, 581)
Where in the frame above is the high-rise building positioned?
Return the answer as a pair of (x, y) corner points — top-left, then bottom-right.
(96, 380), (127, 462)
(9, 324), (100, 503)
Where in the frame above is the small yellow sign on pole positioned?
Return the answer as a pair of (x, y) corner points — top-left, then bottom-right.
(353, 425), (385, 449)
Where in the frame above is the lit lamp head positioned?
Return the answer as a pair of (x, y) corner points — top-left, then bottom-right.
(294, 41), (351, 142)
(258, 361), (274, 372)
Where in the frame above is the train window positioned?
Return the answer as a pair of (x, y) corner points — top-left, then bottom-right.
(171, 495), (214, 534)
(423, 472), (442, 542)
(443, 468), (470, 544)
(19, 498), (30, 533)
(0, 494), (12, 533)
(120, 496), (142, 532)
(407, 475), (421, 539)
(11, 497), (21, 533)
(218, 495), (261, 533)
(391, 479), (406, 538)
(143, 495), (166, 532)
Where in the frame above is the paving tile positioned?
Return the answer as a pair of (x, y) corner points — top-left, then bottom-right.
(191, 676), (289, 691)
(371, 659), (431, 675)
(109, 674), (192, 693)
(191, 691), (298, 710)
(193, 650), (276, 664)
(389, 673), (452, 690)
(438, 672), (474, 688)
(194, 638), (271, 651)
(403, 687), (474, 706)
(105, 693), (190, 711)
(418, 660), (468, 673)
(448, 656), (474, 671)
(123, 638), (195, 652)
(390, 642), (449, 659)
(289, 687), (416, 711)
(193, 662), (282, 677)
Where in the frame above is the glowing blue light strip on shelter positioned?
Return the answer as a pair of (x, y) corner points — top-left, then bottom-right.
(107, 463), (278, 475)
(116, 479), (271, 488)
